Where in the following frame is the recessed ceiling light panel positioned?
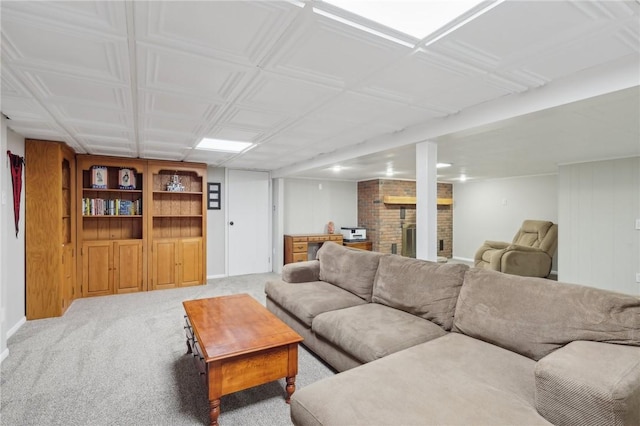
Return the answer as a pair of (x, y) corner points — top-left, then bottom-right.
(322, 0), (486, 40)
(196, 138), (253, 153)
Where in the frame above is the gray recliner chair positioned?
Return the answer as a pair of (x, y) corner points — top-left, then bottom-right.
(474, 220), (558, 278)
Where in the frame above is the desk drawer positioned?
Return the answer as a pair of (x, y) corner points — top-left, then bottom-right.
(292, 242), (307, 252)
(292, 253), (308, 263)
(308, 236), (327, 243)
(291, 237), (307, 243)
(329, 235), (343, 242)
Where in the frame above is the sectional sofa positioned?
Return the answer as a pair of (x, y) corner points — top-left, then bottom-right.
(265, 242), (640, 425)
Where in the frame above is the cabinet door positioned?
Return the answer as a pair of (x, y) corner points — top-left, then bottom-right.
(114, 240), (143, 294)
(82, 241), (113, 297)
(152, 240), (179, 289)
(180, 238), (202, 287)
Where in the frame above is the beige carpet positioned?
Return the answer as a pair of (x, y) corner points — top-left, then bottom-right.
(0, 273), (335, 425)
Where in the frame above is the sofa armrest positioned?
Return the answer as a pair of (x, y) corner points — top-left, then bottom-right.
(535, 341), (640, 426)
(282, 260), (320, 283)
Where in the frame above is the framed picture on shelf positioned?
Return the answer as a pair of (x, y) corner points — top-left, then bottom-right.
(208, 182), (221, 210)
(91, 165), (108, 189)
(118, 168), (136, 190)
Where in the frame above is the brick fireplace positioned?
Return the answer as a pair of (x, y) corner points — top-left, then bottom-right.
(357, 179), (453, 258)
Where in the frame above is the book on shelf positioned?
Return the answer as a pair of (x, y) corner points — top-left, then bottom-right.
(82, 198), (142, 216)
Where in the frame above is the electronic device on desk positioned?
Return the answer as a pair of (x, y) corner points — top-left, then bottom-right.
(341, 227), (366, 241)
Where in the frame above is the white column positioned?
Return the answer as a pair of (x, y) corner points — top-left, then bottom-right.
(272, 178), (285, 273)
(416, 142), (438, 261)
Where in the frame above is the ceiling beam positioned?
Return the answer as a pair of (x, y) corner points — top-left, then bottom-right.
(272, 54), (639, 179)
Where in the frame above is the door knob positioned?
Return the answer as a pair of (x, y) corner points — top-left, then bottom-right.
(229, 221), (234, 226)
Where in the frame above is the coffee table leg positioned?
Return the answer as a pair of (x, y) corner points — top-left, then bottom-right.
(210, 399), (220, 426)
(285, 376), (296, 403)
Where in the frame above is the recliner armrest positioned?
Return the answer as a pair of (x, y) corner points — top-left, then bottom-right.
(482, 240), (510, 249)
(535, 341), (640, 426)
(474, 241), (509, 267)
(282, 260), (320, 283)
(505, 244), (546, 253)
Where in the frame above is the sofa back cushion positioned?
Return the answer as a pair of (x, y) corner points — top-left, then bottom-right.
(317, 242), (386, 302)
(372, 255), (468, 331)
(453, 268), (640, 360)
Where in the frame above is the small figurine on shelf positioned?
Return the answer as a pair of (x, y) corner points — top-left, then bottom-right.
(166, 172), (185, 192)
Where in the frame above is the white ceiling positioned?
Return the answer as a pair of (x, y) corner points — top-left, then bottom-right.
(1, 1), (639, 182)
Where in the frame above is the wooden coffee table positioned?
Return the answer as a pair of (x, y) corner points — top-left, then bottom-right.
(183, 294), (303, 426)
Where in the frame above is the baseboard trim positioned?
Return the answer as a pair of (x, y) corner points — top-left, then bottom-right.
(207, 274), (227, 280)
(452, 256), (474, 264)
(7, 316), (26, 339)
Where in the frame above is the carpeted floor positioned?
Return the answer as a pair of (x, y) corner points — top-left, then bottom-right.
(0, 273), (335, 425)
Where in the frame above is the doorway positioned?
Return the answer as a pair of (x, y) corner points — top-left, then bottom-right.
(227, 170), (270, 276)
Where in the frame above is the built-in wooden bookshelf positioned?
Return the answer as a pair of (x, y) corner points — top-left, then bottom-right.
(25, 140), (76, 319)
(26, 149), (207, 317)
(76, 155), (147, 297)
(147, 161), (207, 290)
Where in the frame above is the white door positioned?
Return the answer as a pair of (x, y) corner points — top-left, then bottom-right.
(227, 170), (270, 276)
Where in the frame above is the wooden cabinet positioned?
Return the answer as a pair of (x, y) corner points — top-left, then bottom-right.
(81, 240), (144, 297)
(76, 155), (147, 297)
(26, 149), (207, 314)
(25, 140), (76, 319)
(147, 162), (206, 289)
(151, 238), (202, 289)
(284, 234), (343, 264)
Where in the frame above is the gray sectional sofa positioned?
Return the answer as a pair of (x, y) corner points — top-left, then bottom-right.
(265, 242), (640, 426)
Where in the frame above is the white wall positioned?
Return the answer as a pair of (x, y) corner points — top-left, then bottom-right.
(0, 116), (6, 362)
(283, 178), (357, 234)
(1, 117), (27, 362)
(558, 157), (640, 295)
(272, 178), (357, 273)
(206, 167), (226, 278)
(453, 174), (558, 268)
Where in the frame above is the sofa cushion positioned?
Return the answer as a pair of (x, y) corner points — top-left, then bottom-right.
(265, 280), (366, 327)
(312, 303), (447, 363)
(317, 242), (385, 302)
(453, 268), (640, 360)
(372, 255), (468, 331)
(291, 333), (547, 426)
(535, 341), (640, 426)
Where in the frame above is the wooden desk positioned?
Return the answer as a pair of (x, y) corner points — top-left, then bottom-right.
(343, 240), (373, 251)
(284, 233), (343, 264)
(183, 294), (302, 425)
